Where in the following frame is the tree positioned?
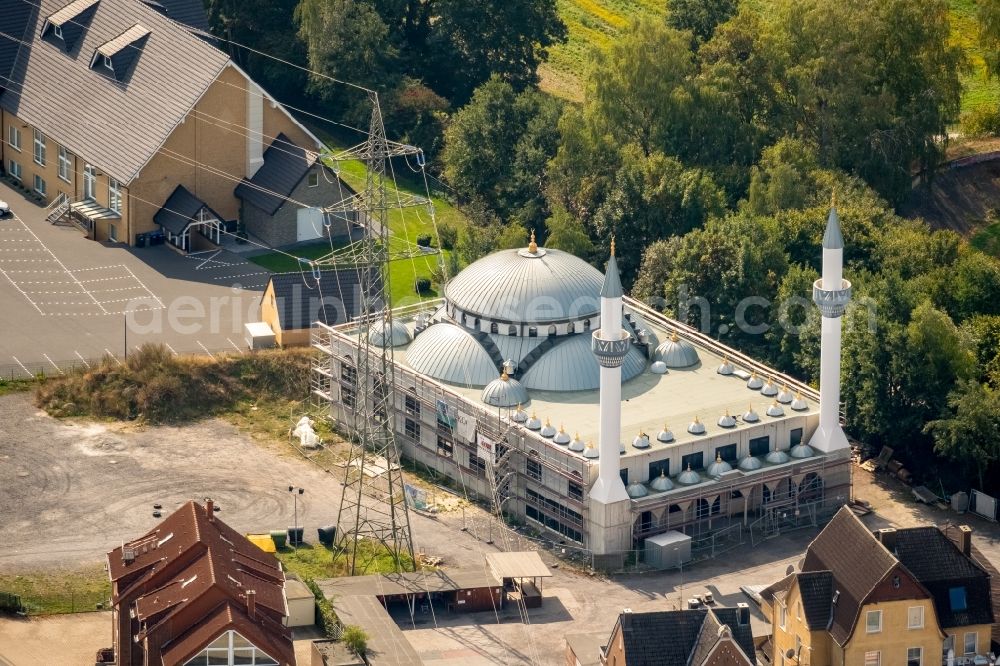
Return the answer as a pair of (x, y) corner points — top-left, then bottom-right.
(926, 380), (1000, 490)
(747, 138), (821, 215)
(454, 215), (528, 265)
(980, 0), (1000, 79)
(342, 625), (369, 655)
(666, 0), (739, 44)
(962, 315), (1000, 385)
(442, 77), (562, 229)
(544, 206), (595, 258)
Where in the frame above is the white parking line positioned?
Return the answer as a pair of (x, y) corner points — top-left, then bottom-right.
(0, 266), (44, 314)
(74, 351), (91, 369)
(227, 337), (244, 354)
(42, 353), (64, 375)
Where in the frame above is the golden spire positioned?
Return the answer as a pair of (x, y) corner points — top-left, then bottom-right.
(501, 369), (509, 381)
(716, 454), (723, 463)
(559, 424), (566, 433)
(610, 235), (616, 257)
(528, 229), (538, 254)
(670, 329), (680, 342)
(831, 189), (837, 208)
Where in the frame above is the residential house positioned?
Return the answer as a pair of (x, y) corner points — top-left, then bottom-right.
(102, 498), (295, 666)
(259, 268), (375, 347)
(760, 507), (997, 666)
(0, 0), (349, 251)
(567, 606), (756, 666)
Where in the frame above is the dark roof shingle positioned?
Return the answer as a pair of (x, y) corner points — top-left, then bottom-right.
(235, 133), (315, 216)
(796, 570), (834, 631)
(140, 0), (210, 32)
(615, 607), (754, 665)
(266, 269), (379, 332)
(153, 184), (223, 234)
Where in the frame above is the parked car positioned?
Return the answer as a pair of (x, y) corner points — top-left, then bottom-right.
(0, 200), (10, 217)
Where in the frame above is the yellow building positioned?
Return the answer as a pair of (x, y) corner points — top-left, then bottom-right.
(761, 509), (996, 666)
(0, 0), (348, 250)
(259, 269), (368, 347)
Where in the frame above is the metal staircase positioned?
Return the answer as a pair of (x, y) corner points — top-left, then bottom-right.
(45, 194), (71, 225)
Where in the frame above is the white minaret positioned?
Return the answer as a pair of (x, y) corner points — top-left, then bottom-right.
(809, 200), (852, 453)
(589, 239), (631, 504)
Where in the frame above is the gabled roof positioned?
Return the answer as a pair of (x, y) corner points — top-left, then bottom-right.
(91, 23), (149, 81)
(795, 570), (834, 631)
(153, 184), (224, 234)
(43, 0), (100, 52)
(0, 0), (230, 184)
(138, 0), (210, 33)
(107, 500), (293, 666)
(264, 269), (377, 332)
(235, 133), (319, 216)
(801, 508), (898, 645)
(613, 607), (754, 665)
(0, 0), (35, 91)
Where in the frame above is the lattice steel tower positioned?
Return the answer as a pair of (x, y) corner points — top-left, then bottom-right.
(319, 92), (419, 575)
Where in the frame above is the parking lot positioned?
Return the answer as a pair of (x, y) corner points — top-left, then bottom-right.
(0, 181), (273, 374)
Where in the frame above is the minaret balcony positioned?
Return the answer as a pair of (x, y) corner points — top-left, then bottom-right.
(813, 279), (852, 318)
(591, 330), (631, 368)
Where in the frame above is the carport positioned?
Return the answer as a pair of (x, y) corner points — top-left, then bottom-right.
(485, 551), (552, 609)
(154, 185), (225, 252)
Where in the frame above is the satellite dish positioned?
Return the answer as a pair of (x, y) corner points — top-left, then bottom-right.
(786, 564), (795, 576)
(786, 648), (797, 659)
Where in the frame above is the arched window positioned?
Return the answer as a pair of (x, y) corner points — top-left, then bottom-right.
(508, 325), (517, 336)
(490, 322), (499, 334)
(547, 324), (557, 337)
(528, 326), (538, 337)
(567, 322), (576, 334)
(583, 319), (591, 331)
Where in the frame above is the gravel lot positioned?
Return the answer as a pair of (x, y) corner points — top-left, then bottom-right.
(3, 391), (999, 665)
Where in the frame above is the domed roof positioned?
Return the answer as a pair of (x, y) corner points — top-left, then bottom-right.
(707, 455), (733, 476)
(553, 426), (571, 445)
(568, 434), (585, 452)
(654, 331), (699, 368)
(650, 471), (674, 492)
(747, 373), (763, 390)
(765, 449), (790, 464)
(790, 443), (817, 459)
(791, 393), (809, 411)
(761, 378), (778, 397)
(766, 401), (785, 417)
(718, 411), (736, 428)
(583, 442), (599, 458)
(521, 335), (646, 391)
(738, 455), (762, 471)
(368, 318), (412, 348)
(406, 323), (498, 386)
(657, 425), (674, 442)
(626, 482), (649, 498)
(525, 412), (542, 430)
(677, 465), (702, 486)
(687, 417), (706, 435)
(512, 405), (528, 423)
(777, 385), (793, 404)
(481, 373), (529, 408)
(632, 432), (651, 449)
(743, 405), (760, 423)
(540, 419), (557, 438)
(650, 361), (668, 375)
(444, 245), (604, 324)
(717, 357), (735, 375)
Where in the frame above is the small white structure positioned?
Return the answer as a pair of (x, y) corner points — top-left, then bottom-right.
(644, 530), (692, 569)
(283, 578), (315, 627)
(244, 321), (276, 350)
(293, 416), (320, 449)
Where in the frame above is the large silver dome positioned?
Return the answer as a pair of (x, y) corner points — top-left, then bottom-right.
(444, 246), (603, 324)
(405, 323), (498, 386)
(521, 335), (647, 391)
(654, 331), (699, 368)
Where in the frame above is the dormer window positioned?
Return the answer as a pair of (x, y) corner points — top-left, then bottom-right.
(92, 24), (150, 83)
(53, 24), (63, 39)
(103, 55), (113, 71)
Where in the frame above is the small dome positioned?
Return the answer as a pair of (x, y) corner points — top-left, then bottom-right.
(368, 318), (412, 347)
(777, 384), (793, 404)
(553, 426), (571, 445)
(568, 434), (585, 452)
(677, 465), (702, 486)
(743, 405), (760, 423)
(633, 432), (651, 449)
(512, 404), (528, 423)
(525, 412), (542, 430)
(626, 482), (649, 498)
(687, 417), (706, 435)
(766, 401), (785, 417)
(707, 454), (733, 476)
(717, 357), (734, 375)
(540, 418), (557, 438)
(482, 373), (529, 408)
(583, 442), (599, 459)
(791, 392), (809, 411)
(738, 455), (762, 472)
(650, 471), (675, 492)
(747, 373), (763, 390)
(654, 331), (699, 368)
(650, 361), (668, 375)
(718, 411), (737, 428)
(790, 443), (817, 459)
(657, 425), (674, 443)
(761, 377), (779, 397)
(765, 449), (790, 464)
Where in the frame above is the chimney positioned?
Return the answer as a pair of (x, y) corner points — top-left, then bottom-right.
(205, 498), (214, 522)
(959, 525), (973, 557)
(246, 589), (256, 619)
(737, 602), (750, 626)
(877, 527), (896, 552)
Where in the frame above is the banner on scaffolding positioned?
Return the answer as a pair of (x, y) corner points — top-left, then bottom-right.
(476, 432), (497, 465)
(403, 483), (428, 511)
(455, 410), (476, 442)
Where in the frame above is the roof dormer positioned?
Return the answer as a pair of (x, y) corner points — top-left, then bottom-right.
(90, 24), (151, 83)
(42, 0), (101, 52)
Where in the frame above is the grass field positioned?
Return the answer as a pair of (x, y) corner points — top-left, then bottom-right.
(276, 541), (419, 579)
(0, 566), (110, 615)
(540, 0), (1000, 114)
(971, 220), (1000, 256)
(248, 131), (466, 306)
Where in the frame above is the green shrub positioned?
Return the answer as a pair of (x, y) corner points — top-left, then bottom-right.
(342, 625), (368, 656)
(414, 276), (432, 294)
(961, 106), (1000, 138)
(416, 234), (433, 248)
(437, 223), (458, 250)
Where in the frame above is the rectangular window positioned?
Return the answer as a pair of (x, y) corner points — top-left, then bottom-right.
(950, 586), (967, 612)
(83, 164), (96, 199)
(470, 454), (486, 477)
(619, 468), (628, 485)
(103, 55), (113, 70)
(405, 418), (420, 441)
(58, 146), (71, 182)
(437, 435), (453, 458)
(33, 174), (46, 196)
(715, 443), (737, 463)
(340, 363), (357, 384)
(404, 393), (420, 416)
(681, 451), (704, 471)
(568, 480), (583, 502)
(906, 647), (921, 666)
(341, 386), (355, 409)
(108, 178), (121, 213)
(526, 458), (542, 482)
(964, 632), (977, 655)
(907, 606), (923, 629)
(649, 459), (669, 480)
(779, 605), (786, 630)
(108, 223), (117, 242)
(8, 159), (22, 181)
(33, 128), (45, 166)
(866, 610), (882, 633)
(864, 651), (880, 666)
(749, 435), (770, 457)
(308, 171), (319, 187)
(796, 601), (802, 620)
(8, 125), (20, 151)
(53, 24), (63, 39)
(790, 428), (803, 447)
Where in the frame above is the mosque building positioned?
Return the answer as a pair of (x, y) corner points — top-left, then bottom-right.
(312, 207), (853, 566)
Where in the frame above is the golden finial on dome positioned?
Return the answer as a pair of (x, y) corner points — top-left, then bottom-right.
(831, 189), (837, 208)
(500, 369), (509, 381)
(528, 229), (538, 254)
(670, 329), (680, 342)
(610, 235), (616, 257)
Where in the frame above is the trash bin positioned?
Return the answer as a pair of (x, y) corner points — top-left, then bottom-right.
(136, 234), (147, 248)
(287, 526), (304, 546)
(269, 530), (287, 549)
(317, 525), (336, 546)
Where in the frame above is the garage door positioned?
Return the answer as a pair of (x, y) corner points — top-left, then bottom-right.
(296, 207), (325, 242)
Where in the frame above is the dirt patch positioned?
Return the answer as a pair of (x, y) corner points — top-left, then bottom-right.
(902, 158), (1000, 235)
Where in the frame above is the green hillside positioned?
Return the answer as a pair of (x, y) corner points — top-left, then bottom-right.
(540, 0), (1000, 114)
